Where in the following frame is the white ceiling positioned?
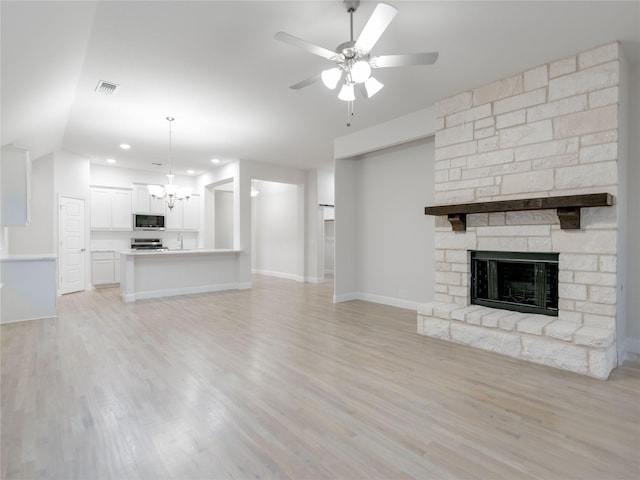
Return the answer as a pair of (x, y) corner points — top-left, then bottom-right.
(2, 1), (638, 174)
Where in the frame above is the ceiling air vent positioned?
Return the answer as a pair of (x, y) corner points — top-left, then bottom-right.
(95, 80), (120, 96)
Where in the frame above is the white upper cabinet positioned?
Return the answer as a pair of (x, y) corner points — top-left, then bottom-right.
(133, 184), (166, 214)
(183, 195), (200, 230)
(90, 187), (132, 230)
(165, 194), (199, 231)
(1, 147), (31, 226)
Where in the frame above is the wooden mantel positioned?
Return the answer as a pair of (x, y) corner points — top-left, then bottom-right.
(424, 193), (614, 231)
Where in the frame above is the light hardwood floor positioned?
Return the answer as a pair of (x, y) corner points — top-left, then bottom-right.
(2, 276), (639, 479)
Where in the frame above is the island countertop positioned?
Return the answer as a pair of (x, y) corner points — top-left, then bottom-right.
(117, 249), (240, 256)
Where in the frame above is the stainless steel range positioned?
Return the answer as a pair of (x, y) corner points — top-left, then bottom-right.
(130, 238), (168, 251)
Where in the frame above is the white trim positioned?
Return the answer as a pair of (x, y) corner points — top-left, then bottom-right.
(623, 338), (640, 362)
(333, 291), (423, 310)
(0, 314), (57, 325)
(121, 282), (241, 302)
(357, 292), (421, 311)
(305, 276), (327, 284)
(238, 282), (252, 290)
(333, 292), (360, 303)
(252, 269), (304, 282)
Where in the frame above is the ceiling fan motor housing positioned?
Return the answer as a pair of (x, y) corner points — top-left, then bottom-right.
(343, 0), (360, 13)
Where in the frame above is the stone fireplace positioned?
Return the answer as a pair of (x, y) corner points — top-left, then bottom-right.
(418, 43), (623, 379)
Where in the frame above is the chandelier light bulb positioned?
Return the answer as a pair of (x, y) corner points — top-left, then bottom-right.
(321, 68), (342, 90)
(364, 76), (384, 97)
(338, 83), (355, 102)
(351, 61), (372, 83)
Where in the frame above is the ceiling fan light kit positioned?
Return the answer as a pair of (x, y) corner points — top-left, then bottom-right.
(338, 83), (356, 102)
(275, 0), (438, 125)
(321, 68), (343, 89)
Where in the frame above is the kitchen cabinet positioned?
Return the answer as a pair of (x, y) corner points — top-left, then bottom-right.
(1, 256), (57, 323)
(133, 184), (166, 214)
(92, 251), (120, 286)
(166, 194), (199, 231)
(1, 146), (31, 226)
(90, 187), (132, 230)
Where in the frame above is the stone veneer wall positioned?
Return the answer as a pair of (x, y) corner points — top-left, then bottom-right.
(418, 43), (621, 379)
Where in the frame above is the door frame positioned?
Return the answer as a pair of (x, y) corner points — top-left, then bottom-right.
(58, 194), (89, 295)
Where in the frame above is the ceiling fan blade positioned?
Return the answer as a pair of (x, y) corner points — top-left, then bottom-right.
(289, 73), (322, 90)
(371, 52), (439, 68)
(354, 3), (398, 53)
(274, 32), (337, 60)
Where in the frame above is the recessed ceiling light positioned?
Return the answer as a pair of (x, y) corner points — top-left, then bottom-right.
(187, 169), (195, 174)
(120, 144), (130, 150)
(106, 158), (116, 164)
(211, 158), (220, 164)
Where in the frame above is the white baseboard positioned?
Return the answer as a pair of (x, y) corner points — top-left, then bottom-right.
(123, 282), (241, 302)
(305, 276), (327, 284)
(623, 337), (640, 362)
(252, 269), (304, 282)
(357, 293), (421, 311)
(333, 291), (420, 311)
(333, 292), (360, 303)
(0, 314), (57, 325)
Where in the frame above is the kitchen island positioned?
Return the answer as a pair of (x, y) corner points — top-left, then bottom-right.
(118, 249), (246, 302)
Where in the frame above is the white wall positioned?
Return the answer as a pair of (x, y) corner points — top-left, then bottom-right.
(354, 138), (435, 309)
(334, 106), (437, 310)
(214, 190), (233, 249)
(197, 162), (239, 250)
(6, 149), (91, 290)
(334, 158), (358, 300)
(91, 164), (195, 190)
(317, 168), (334, 206)
(626, 62), (640, 358)
(251, 181), (301, 281)
(197, 160), (307, 288)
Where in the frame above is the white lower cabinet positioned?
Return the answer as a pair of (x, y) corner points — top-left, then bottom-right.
(92, 252), (120, 286)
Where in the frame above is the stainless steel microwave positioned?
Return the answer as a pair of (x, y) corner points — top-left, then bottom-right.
(133, 213), (165, 230)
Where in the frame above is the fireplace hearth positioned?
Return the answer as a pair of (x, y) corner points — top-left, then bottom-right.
(471, 251), (559, 316)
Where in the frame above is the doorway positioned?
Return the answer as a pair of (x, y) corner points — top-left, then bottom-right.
(59, 195), (86, 294)
(251, 180), (303, 281)
(204, 179), (235, 249)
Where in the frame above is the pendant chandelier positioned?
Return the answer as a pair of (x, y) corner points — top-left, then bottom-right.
(147, 117), (192, 210)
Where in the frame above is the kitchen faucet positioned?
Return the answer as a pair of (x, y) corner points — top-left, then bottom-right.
(177, 231), (183, 250)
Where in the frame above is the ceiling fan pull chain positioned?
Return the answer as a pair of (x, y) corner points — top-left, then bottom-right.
(346, 100), (354, 127)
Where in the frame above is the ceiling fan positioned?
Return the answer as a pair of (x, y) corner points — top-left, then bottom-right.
(274, 1), (438, 108)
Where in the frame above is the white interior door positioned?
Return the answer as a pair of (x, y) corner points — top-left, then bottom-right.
(59, 196), (86, 294)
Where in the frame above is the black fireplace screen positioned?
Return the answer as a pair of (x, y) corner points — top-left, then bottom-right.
(470, 251), (559, 316)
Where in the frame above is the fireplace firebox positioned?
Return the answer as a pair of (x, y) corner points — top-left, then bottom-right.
(470, 251), (559, 316)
